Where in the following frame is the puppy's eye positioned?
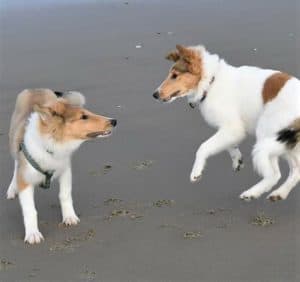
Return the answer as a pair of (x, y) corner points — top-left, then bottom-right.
(171, 73), (178, 80)
(81, 114), (89, 120)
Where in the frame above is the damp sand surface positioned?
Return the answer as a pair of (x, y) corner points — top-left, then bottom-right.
(0, 0), (299, 281)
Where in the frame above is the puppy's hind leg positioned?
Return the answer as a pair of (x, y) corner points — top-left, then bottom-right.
(240, 138), (283, 201)
(7, 161), (18, 199)
(268, 155), (300, 201)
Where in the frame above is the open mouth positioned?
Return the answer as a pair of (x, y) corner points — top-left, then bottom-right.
(162, 91), (181, 102)
(87, 130), (112, 138)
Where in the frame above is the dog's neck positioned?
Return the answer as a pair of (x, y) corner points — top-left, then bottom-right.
(187, 49), (221, 105)
(23, 113), (82, 164)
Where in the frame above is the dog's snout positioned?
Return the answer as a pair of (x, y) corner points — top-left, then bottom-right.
(110, 119), (117, 127)
(153, 91), (160, 100)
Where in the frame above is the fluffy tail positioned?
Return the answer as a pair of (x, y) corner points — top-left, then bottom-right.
(277, 119), (300, 149)
(54, 91), (86, 106)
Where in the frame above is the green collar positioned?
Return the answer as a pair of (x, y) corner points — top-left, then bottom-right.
(19, 142), (54, 189)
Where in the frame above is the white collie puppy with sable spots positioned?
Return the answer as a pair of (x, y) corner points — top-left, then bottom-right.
(8, 89), (117, 244)
(154, 44), (300, 202)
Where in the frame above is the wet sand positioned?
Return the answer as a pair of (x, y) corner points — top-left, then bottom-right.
(0, 0), (300, 281)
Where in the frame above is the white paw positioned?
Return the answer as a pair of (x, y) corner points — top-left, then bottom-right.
(63, 214), (80, 226)
(233, 158), (244, 172)
(24, 230), (44, 244)
(6, 190), (17, 200)
(240, 189), (261, 201)
(267, 191), (287, 202)
(190, 170), (202, 183)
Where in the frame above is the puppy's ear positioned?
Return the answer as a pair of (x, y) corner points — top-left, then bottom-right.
(63, 91), (86, 106)
(176, 44), (201, 75)
(33, 104), (52, 122)
(165, 51), (180, 62)
(176, 44), (188, 56)
(33, 101), (66, 122)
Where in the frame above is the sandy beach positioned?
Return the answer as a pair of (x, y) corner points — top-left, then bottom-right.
(0, 0), (300, 281)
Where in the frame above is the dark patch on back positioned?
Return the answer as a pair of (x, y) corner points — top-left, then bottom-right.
(277, 128), (298, 149)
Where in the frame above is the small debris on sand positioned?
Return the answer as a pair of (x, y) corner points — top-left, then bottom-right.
(153, 199), (175, 207)
(104, 209), (143, 221)
(0, 258), (14, 271)
(81, 266), (96, 281)
(135, 44), (143, 49)
(183, 231), (202, 239)
(103, 164), (112, 174)
(89, 164), (112, 176)
(251, 212), (274, 227)
(193, 207), (232, 216)
(133, 160), (154, 170)
(111, 209), (130, 217)
(104, 198), (123, 205)
(207, 209), (216, 215)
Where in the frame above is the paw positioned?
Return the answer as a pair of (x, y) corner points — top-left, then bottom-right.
(267, 191), (286, 202)
(240, 189), (261, 201)
(190, 170), (202, 183)
(24, 230), (44, 244)
(63, 214), (80, 226)
(233, 158), (244, 172)
(6, 190), (17, 200)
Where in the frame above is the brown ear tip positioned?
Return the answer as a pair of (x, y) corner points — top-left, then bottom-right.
(165, 53), (172, 60)
(176, 44), (185, 50)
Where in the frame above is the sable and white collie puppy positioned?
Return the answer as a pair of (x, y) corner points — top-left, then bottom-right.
(8, 89), (117, 244)
(154, 44), (300, 202)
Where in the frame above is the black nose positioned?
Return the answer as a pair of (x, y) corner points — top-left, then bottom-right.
(153, 91), (159, 99)
(110, 119), (117, 127)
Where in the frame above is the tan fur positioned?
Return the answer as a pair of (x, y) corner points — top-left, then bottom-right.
(165, 51), (180, 62)
(159, 45), (202, 101)
(17, 155), (29, 191)
(262, 72), (291, 104)
(36, 101), (112, 142)
(10, 89), (113, 193)
(9, 89), (58, 158)
(291, 118), (300, 129)
(10, 89), (113, 156)
(176, 45), (202, 75)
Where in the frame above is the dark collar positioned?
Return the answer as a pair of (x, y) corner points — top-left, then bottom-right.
(20, 142), (54, 189)
(189, 76), (216, 109)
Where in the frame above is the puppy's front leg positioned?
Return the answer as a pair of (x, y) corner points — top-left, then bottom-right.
(190, 126), (245, 182)
(59, 166), (80, 226)
(19, 185), (44, 244)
